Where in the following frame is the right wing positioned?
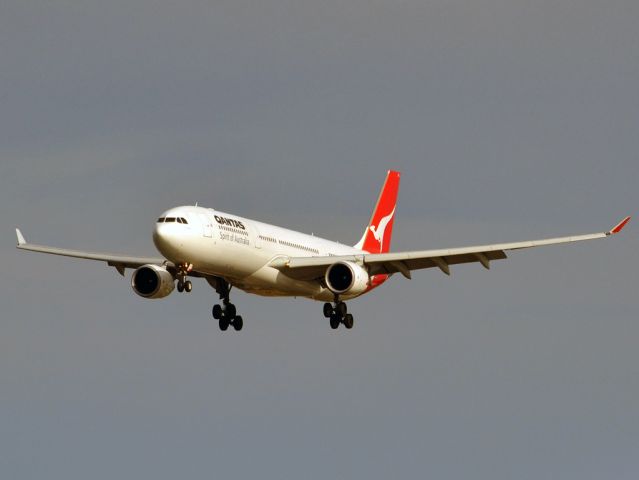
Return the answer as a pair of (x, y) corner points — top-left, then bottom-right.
(270, 216), (631, 281)
(15, 228), (172, 276)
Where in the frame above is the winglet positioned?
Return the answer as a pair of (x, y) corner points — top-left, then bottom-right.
(607, 216), (631, 235)
(16, 228), (26, 246)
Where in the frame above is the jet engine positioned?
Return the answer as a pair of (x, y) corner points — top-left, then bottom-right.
(131, 264), (175, 299)
(324, 261), (370, 296)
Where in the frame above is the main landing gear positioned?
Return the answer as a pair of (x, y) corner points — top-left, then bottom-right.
(323, 300), (354, 330)
(211, 279), (243, 332)
(176, 263), (193, 293)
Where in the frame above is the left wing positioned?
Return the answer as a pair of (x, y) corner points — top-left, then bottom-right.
(15, 228), (172, 275)
(270, 216), (631, 281)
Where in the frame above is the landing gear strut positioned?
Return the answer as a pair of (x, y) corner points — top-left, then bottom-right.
(323, 299), (354, 330)
(211, 279), (243, 331)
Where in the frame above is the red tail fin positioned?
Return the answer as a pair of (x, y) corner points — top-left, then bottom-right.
(354, 170), (401, 253)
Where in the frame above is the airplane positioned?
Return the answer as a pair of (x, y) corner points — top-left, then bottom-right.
(16, 170), (631, 332)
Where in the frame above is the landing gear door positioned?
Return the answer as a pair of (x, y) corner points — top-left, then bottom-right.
(200, 214), (213, 238)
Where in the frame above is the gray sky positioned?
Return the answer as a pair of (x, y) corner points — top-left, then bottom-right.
(1, 0), (638, 478)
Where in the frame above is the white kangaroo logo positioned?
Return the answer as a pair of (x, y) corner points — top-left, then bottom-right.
(369, 207), (395, 252)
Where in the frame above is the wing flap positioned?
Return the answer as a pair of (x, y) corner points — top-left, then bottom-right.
(371, 250), (508, 276)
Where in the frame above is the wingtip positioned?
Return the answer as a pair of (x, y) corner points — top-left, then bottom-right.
(608, 216), (631, 235)
(16, 228), (26, 246)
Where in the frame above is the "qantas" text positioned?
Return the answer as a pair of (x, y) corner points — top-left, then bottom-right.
(214, 215), (246, 230)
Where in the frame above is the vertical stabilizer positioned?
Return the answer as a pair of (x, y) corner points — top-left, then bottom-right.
(354, 170), (401, 253)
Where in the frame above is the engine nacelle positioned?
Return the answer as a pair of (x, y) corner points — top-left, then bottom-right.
(131, 264), (175, 299)
(325, 261), (370, 296)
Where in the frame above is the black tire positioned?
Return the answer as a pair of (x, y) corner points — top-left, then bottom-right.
(219, 318), (229, 331)
(225, 303), (237, 319)
(329, 314), (340, 330)
(337, 302), (348, 317)
(343, 313), (354, 329)
(177, 281), (184, 293)
(323, 303), (333, 318)
(212, 304), (222, 319)
(233, 316), (243, 331)
(184, 280), (193, 293)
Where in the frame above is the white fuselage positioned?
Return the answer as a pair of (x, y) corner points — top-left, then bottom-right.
(153, 206), (365, 301)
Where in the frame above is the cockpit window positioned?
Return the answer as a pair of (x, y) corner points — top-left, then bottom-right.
(157, 216), (187, 224)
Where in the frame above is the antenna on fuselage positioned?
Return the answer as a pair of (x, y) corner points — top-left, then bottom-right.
(195, 202), (199, 207)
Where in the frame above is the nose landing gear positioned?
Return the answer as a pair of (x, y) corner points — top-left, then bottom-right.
(176, 263), (193, 293)
(323, 300), (354, 330)
(177, 279), (192, 292)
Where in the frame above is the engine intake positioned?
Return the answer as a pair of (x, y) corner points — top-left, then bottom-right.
(131, 264), (175, 299)
(324, 261), (370, 296)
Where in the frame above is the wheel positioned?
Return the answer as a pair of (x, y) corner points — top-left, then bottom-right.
(233, 316), (243, 331)
(323, 303), (333, 318)
(337, 302), (348, 317)
(177, 280), (184, 292)
(184, 280), (193, 292)
(329, 314), (340, 330)
(219, 318), (229, 331)
(225, 303), (236, 319)
(343, 313), (354, 329)
(212, 304), (222, 319)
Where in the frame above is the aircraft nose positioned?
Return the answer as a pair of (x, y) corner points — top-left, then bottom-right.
(153, 214), (195, 261)
(153, 223), (177, 253)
